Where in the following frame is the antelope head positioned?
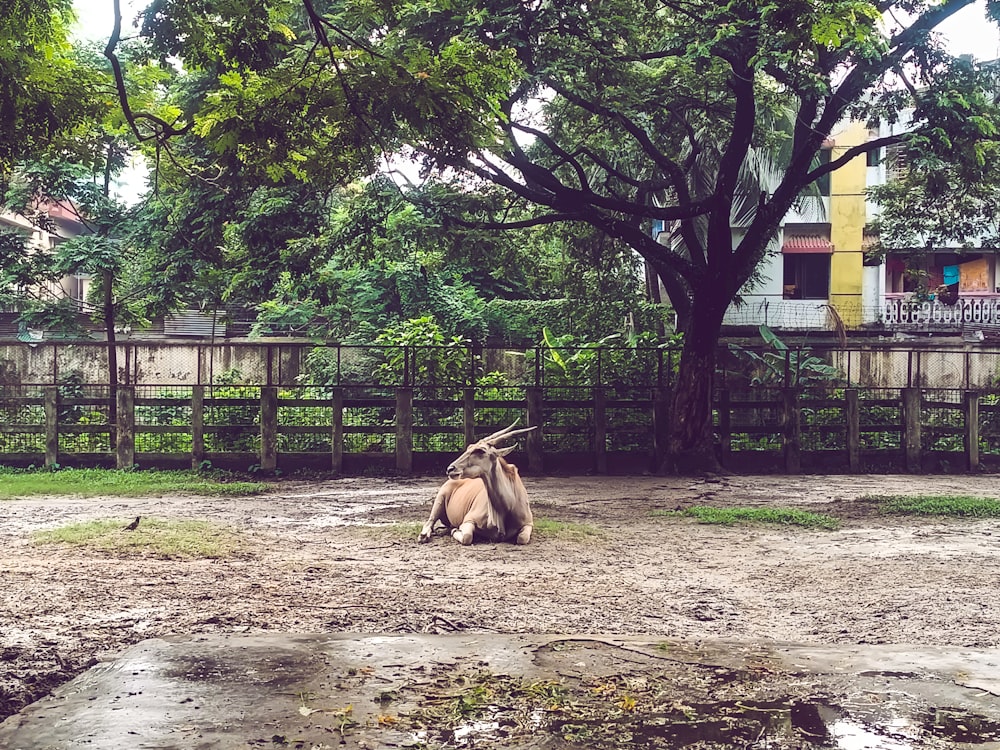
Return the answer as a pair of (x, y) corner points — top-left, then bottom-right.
(446, 421), (537, 480)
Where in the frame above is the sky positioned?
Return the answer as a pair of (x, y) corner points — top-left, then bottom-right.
(920, 1), (1000, 60)
(71, 0), (1000, 61)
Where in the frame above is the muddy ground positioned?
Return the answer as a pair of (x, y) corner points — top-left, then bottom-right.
(2, 473), (1000, 726)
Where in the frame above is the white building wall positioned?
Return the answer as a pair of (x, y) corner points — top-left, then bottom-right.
(722, 243), (835, 330)
(861, 264), (883, 324)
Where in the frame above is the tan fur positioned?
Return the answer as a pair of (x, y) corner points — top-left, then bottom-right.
(418, 434), (535, 545)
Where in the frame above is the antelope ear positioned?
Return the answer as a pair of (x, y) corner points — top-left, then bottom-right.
(497, 445), (517, 457)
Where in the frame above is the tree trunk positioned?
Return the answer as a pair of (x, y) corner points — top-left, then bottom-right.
(664, 345), (718, 474)
(102, 142), (118, 455)
(662, 298), (726, 474)
(104, 268), (118, 451)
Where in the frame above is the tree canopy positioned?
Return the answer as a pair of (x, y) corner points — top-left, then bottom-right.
(0, 1), (111, 173)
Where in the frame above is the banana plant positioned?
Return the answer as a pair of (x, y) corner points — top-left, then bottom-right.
(728, 325), (844, 387)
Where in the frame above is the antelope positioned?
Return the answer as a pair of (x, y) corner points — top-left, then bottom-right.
(418, 422), (537, 545)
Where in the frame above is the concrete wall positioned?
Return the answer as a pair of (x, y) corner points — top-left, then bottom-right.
(834, 346), (1000, 389)
(4, 340), (1000, 390)
(0, 342), (274, 386)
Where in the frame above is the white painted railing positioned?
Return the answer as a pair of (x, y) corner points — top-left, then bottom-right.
(883, 294), (1000, 327)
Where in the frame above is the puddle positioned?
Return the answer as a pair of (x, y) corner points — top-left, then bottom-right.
(407, 684), (1000, 749)
(927, 707), (1000, 743)
(830, 719), (916, 749)
(436, 703), (1000, 748)
(6, 634), (1000, 750)
(164, 648), (318, 687)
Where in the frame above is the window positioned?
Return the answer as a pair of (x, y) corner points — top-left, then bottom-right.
(783, 255), (830, 300)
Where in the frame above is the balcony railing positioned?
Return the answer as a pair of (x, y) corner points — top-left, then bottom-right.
(883, 294), (1000, 329)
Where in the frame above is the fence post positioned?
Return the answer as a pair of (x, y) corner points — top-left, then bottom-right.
(902, 387), (922, 473)
(44, 386), (59, 468)
(845, 388), (860, 473)
(116, 385), (135, 469)
(717, 388), (730, 469)
(525, 386), (543, 473)
(331, 387), (343, 474)
(191, 385), (205, 470)
(652, 386), (670, 471)
(593, 386), (607, 474)
(396, 387), (413, 473)
(260, 386), (278, 472)
(782, 387), (801, 473)
(463, 387), (476, 445)
(965, 390), (980, 472)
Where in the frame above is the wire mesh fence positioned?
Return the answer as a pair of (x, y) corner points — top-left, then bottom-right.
(3, 341), (1000, 472)
(3, 340), (1000, 390)
(0, 383), (45, 453)
(134, 385), (194, 454)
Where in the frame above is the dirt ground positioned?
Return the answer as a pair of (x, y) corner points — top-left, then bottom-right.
(3, 472), (1000, 726)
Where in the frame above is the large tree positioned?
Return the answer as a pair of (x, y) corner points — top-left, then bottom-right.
(125, 0), (1000, 471)
(0, 0), (108, 173)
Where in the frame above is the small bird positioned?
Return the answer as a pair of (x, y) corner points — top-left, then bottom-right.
(123, 516), (141, 531)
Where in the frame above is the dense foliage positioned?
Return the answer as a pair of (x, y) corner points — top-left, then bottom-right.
(0, 1), (108, 173)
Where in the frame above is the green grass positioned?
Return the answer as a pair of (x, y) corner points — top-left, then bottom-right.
(0, 467), (269, 499)
(32, 518), (249, 559)
(532, 518), (603, 539)
(655, 505), (840, 530)
(863, 494), (1000, 518)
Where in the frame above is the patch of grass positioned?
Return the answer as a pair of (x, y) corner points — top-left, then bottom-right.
(656, 505), (839, 530)
(0, 467), (268, 499)
(32, 518), (248, 559)
(863, 494), (1000, 518)
(532, 518), (603, 539)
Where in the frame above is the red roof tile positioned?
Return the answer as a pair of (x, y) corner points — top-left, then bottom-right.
(782, 234), (834, 254)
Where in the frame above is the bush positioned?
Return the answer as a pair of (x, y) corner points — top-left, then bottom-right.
(485, 298), (671, 346)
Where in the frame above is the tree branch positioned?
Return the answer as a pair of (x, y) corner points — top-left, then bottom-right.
(547, 80), (700, 208)
(807, 134), (903, 183)
(104, 0), (192, 145)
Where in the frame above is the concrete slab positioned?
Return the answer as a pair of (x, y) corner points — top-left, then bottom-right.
(2, 634), (1000, 749)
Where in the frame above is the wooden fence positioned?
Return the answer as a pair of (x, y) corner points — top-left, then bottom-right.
(1, 381), (999, 474)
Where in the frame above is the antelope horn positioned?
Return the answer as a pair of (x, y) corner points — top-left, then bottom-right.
(482, 421), (538, 445)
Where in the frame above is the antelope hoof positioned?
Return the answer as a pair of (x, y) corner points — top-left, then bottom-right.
(418, 526), (433, 543)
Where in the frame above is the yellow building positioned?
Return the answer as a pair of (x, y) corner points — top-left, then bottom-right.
(827, 121), (868, 328)
(722, 121), (879, 332)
